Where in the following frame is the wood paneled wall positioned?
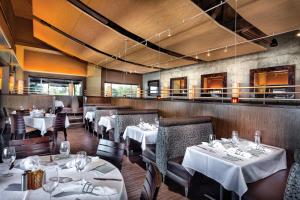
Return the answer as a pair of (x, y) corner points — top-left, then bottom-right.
(111, 98), (300, 164)
(86, 96), (111, 104)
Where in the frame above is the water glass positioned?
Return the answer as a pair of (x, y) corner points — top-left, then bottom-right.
(209, 134), (216, 146)
(254, 130), (261, 148)
(42, 167), (59, 200)
(154, 117), (159, 128)
(75, 151), (87, 184)
(231, 130), (239, 146)
(2, 147), (16, 176)
(59, 141), (70, 157)
(139, 117), (143, 124)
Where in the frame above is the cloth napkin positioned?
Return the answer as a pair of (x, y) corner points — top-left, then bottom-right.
(138, 122), (156, 131)
(20, 156), (40, 171)
(202, 141), (226, 151)
(62, 157), (105, 172)
(226, 148), (252, 159)
(45, 113), (56, 118)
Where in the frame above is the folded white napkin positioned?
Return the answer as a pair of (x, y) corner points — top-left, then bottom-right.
(20, 156), (40, 171)
(63, 157), (105, 171)
(202, 141), (226, 151)
(110, 115), (116, 119)
(226, 148), (252, 159)
(45, 113), (55, 117)
(138, 122), (156, 131)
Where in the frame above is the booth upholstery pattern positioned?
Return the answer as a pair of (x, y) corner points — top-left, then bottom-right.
(94, 109), (118, 132)
(284, 149), (300, 200)
(156, 117), (213, 176)
(114, 110), (159, 142)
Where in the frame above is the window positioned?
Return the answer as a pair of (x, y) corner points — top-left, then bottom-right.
(148, 80), (160, 96)
(28, 77), (83, 96)
(170, 77), (187, 96)
(104, 82), (138, 97)
(201, 72), (227, 97)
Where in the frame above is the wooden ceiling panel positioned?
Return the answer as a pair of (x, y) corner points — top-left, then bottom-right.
(10, 0), (32, 19)
(33, 19), (106, 64)
(228, 0), (300, 35)
(103, 60), (158, 74)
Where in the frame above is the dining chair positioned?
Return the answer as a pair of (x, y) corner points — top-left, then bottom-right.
(284, 148), (300, 200)
(9, 136), (53, 159)
(10, 114), (37, 140)
(96, 139), (125, 170)
(16, 109), (30, 116)
(47, 112), (67, 144)
(140, 162), (162, 200)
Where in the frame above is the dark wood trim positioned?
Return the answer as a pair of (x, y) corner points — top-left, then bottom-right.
(170, 76), (188, 97)
(104, 81), (138, 86)
(33, 17), (158, 70)
(147, 80), (160, 96)
(201, 72), (227, 97)
(67, 0), (201, 63)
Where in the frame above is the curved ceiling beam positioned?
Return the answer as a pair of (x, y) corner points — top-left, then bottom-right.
(33, 16), (161, 70)
(67, 0), (202, 62)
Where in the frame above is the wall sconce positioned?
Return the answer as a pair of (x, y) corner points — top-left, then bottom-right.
(9, 75), (15, 93)
(232, 82), (240, 98)
(17, 80), (24, 94)
(231, 97), (240, 103)
(157, 95), (161, 100)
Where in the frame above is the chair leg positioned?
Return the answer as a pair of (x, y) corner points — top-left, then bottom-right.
(63, 129), (67, 141)
(126, 136), (130, 157)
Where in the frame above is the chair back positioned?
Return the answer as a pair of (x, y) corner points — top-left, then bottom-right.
(140, 162), (161, 200)
(16, 109), (30, 116)
(284, 149), (300, 200)
(10, 114), (26, 139)
(94, 109), (117, 132)
(54, 113), (66, 131)
(3, 107), (9, 118)
(156, 116), (213, 175)
(96, 139), (125, 170)
(9, 136), (53, 159)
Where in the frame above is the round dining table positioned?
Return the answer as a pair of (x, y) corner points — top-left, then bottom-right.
(0, 155), (127, 200)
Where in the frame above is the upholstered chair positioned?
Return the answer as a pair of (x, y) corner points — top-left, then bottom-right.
(284, 149), (300, 200)
(153, 116), (213, 197)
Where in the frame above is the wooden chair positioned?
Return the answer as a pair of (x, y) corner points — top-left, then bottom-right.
(96, 139), (125, 170)
(10, 114), (37, 140)
(47, 112), (67, 144)
(140, 162), (162, 200)
(9, 136), (53, 159)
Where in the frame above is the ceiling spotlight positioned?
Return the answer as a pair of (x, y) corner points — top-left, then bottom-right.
(207, 50), (211, 57)
(224, 46), (228, 53)
(296, 30), (300, 37)
(168, 30), (172, 37)
(270, 38), (278, 47)
(195, 54), (198, 59)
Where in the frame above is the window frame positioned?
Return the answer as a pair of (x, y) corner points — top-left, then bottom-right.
(147, 80), (160, 96)
(170, 77), (188, 97)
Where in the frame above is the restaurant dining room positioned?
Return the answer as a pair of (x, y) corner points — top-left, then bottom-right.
(0, 0), (300, 200)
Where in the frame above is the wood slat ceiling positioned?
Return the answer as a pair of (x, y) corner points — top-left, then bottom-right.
(84, 0), (266, 62)
(32, 0), (194, 73)
(227, 0), (300, 35)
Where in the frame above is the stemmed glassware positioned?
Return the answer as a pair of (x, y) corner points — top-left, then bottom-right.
(59, 141), (70, 158)
(209, 134), (216, 147)
(254, 130), (262, 150)
(154, 117), (159, 128)
(75, 151), (87, 184)
(231, 130), (239, 147)
(1, 147), (16, 177)
(42, 167), (59, 200)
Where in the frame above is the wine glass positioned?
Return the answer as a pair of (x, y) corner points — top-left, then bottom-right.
(42, 167), (59, 200)
(231, 130), (239, 147)
(254, 130), (261, 149)
(59, 141), (70, 158)
(154, 117), (159, 128)
(209, 134), (216, 147)
(75, 151), (87, 184)
(1, 147), (16, 177)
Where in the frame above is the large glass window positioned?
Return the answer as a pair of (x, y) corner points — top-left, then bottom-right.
(148, 80), (160, 96)
(28, 77), (83, 96)
(104, 82), (138, 97)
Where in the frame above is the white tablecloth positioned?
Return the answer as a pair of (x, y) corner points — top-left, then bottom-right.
(182, 142), (287, 197)
(24, 115), (70, 136)
(98, 116), (115, 132)
(85, 112), (95, 122)
(123, 126), (158, 151)
(55, 100), (64, 108)
(0, 155), (127, 200)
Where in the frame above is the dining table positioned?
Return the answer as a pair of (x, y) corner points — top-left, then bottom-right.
(182, 139), (287, 199)
(85, 111), (95, 122)
(98, 116), (116, 132)
(122, 125), (158, 151)
(24, 114), (70, 136)
(0, 155), (128, 200)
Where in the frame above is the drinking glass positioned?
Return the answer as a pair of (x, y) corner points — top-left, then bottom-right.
(59, 141), (70, 157)
(154, 117), (159, 128)
(209, 134), (216, 146)
(75, 151), (87, 184)
(2, 147), (16, 176)
(42, 167), (59, 200)
(231, 130), (239, 147)
(254, 130), (261, 148)
(139, 117), (143, 124)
